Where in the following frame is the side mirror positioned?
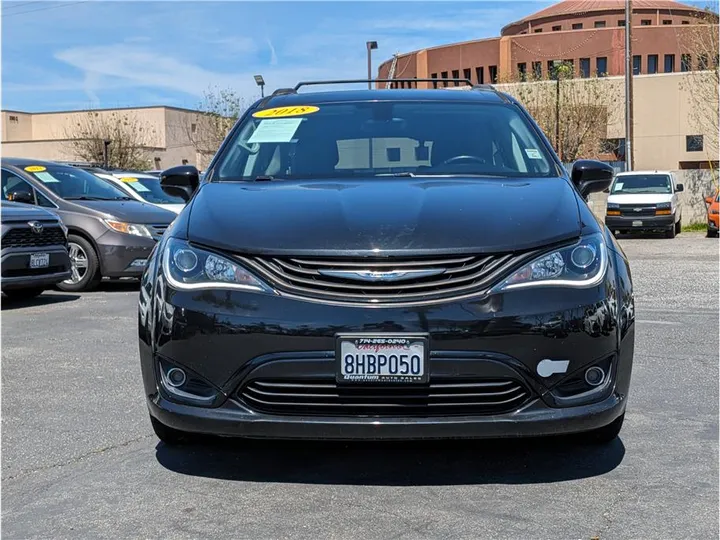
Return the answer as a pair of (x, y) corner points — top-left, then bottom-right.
(675, 183), (684, 193)
(571, 160), (614, 199)
(706, 196), (715, 205)
(8, 190), (35, 204)
(160, 165), (200, 202)
(603, 188), (610, 193)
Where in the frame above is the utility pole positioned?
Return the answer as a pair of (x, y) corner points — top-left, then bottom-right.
(625, 0), (634, 171)
(555, 72), (561, 161)
(366, 41), (378, 89)
(103, 140), (111, 169)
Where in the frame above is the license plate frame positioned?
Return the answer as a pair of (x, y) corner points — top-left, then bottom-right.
(29, 253), (50, 269)
(335, 334), (429, 384)
(632, 220), (643, 227)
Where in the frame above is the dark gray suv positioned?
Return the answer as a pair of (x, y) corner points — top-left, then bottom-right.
(1, 158), (177, 292)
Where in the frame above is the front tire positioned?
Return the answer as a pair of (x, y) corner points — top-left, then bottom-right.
(3, 287), (45, 300)
(150, 415), (193, 446)
(579, 413), (624, 444)
(675, 218), (681, 235)
(57, 235), (101, 292)
(666, 225), (676, 239)
(708, 227), (719, 238)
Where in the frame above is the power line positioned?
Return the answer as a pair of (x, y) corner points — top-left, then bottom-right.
(2, 1), (90, 18)
(1, 2), (45, 13)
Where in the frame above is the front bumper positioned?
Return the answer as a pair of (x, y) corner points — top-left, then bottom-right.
(1, 246), (71, 290)
(708, 217), (719, 231)
(140, 259), (635, 440)
(605, 214), (674, 231)
(97, 233), (157, 277)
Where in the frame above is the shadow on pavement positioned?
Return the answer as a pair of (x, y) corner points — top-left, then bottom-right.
(1, 291), (80, 310)
(155, 434), (625, 486)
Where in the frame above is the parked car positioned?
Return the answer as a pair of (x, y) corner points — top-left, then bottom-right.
(705, 189), (719, 238)
(139, 81), (634, 447)
(1, 158), (177, 292)
(604, 170), (684, 238)
(89, 170), (186, 214)
(1, 200), (71, 299)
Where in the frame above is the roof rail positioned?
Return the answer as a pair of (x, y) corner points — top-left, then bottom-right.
(292, 78), (474, 91)
(271, 87), (296, 97)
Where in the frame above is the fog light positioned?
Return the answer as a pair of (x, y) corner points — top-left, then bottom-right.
(165, 367), (187, 387)
(130, 258), (147, 267)
(584, 366), (605, 386)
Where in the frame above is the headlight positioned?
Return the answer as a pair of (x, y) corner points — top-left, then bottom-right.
(492, 233), (608, 292)
(655, 202), (672, 215)
(606, 203), (619, 210)
(605, 202), (620, 216)
(162, 238), (274, 292)
(711, 209), (719, 215)
(104, 219), (152, 238)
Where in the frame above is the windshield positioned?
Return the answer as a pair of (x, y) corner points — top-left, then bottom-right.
(215, 101), (559, 181)
(611, 174), (673, 194)
(112, 175), (185, 204)
(24, 165), (132, 200)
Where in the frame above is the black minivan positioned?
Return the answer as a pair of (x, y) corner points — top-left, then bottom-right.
(139, 81), (635, 446)
(1, 158), (177, 292)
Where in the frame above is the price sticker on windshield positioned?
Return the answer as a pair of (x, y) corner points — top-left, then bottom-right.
(24, 165), (47, 172)
(253, 105), (319, 118)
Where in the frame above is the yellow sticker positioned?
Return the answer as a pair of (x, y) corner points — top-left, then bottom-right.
(24, 165), (46, 172)
(120, 177), (138, 183)
(252, 105), (319, 118)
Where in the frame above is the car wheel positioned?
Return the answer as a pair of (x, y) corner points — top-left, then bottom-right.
(675, 218), (681, 234)
(150, 415), (193, 445)
(57, 235), (102, 292)
(3, 287), (45, 300)
(665, 225), (676, 239)
(579, 413), (624, 444)
(708, 228), (719, 238)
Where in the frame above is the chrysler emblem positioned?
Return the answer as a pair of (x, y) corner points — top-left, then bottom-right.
(28, 221), (43, 234)
(318, 268), (446, 282)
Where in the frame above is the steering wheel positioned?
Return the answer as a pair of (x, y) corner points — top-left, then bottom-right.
(441, 155), (487, 166)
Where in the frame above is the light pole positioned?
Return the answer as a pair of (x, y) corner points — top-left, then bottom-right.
(624, 0), (634, 171)
(366, 41), (378, 89)
(254, 74), (265, 98)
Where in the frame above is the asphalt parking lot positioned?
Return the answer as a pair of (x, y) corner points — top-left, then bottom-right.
(2, 232), (718, 539)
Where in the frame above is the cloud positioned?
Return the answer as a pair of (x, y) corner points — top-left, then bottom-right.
(369, 8), (517, 32)
(267, 38), (278, 66)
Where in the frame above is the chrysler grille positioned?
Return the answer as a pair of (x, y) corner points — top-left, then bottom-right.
(238, 251), (540, 304)
(239, 377), (532, 416)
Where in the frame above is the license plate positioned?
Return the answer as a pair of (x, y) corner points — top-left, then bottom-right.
(632, 220), (643, 227)
(29, 253), (49, 269)
(336, 335), (429, 384)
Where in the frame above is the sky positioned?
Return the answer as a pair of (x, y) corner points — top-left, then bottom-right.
(0, 0), (711, 113)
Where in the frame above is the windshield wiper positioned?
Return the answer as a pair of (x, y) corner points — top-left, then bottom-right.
(374, 172), (415, 177)
(252, 175), (281, 182)
(66, 196), (114, 201)
(111, 196), (135, 200)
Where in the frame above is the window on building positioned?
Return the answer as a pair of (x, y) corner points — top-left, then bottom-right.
(686, 135), (704, 152)
(600, 138), (626, 159)
(441, 71), (449, 87)
(489, 65), (498, 83)
(547, 60), (555, 75)
(9, 115), (18, 123)
(596, 57), (608, 77)
(191, 123), (197, 133)
(534, 28), (543, 33)
(552, 25), (561, 31)
(594, 20), (606, 28)
(618, 19), (626, 26)
(664, 54), (675, 72)
(431, 73), (438, 89)
(682, 20), (689, 24)
(517, 62), (527, 81)
(648, 54), (658, 74)
(475, 67), (484, 84)
(572, 23), (583, 29)
(699, 54), (709, 70)
(633, 55), (642, 75)
(580, 58), (591, 78)
(451, 69), (460, 86)
(681, 54), (692, 72)
(532, 61), (542, 79)
(663, 19), (672, 24)
(463, 68), (472, 82)
(564, 59), (574, 74)
(641, 19), (652, 25)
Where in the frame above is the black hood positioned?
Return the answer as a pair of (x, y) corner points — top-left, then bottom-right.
(186, 177), (582, 256)
(70, 199), (176, 224)
(1, 201), (60, 223)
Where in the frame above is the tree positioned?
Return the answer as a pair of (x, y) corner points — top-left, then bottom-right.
(679, 6), (720, 162)
(62, 110), (157, 170)
(184, 86), (250, 167)
(498, 62), (621, 163)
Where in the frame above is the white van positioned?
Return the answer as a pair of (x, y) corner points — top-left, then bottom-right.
(604, 170), (684, 238)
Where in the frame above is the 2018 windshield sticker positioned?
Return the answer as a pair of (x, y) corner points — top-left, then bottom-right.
(247, 118), (304, 143)
(120, 177), (138, 183)
(524, 149), (543, 160)
(252, 106), (319, 118)
(24, 165), (47, 172)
